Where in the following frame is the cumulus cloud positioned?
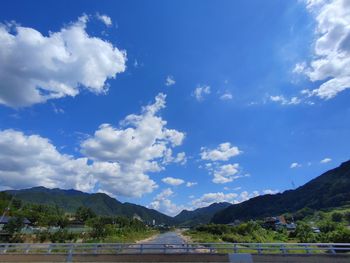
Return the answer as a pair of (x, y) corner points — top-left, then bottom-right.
(0, 129), (92, 191)
(296, 0), (350, 99)
(96, 13), (112, 26)
(290, 162), (302, 168)
(80, 93), (185, 196)
(149, 188), (185, 216)
(161, 177), (185, 186)
(320, 157), (332, 163)
(165, 75), (175, 86)
(0, 15), (126, 107)
(220, 92), (233, 100)
(0, 129), (157, 197)
(262, 189), (279, 195)
(193, 85), (211, 101)
(200, 142), (241, 161)
(191, 192), (238, 208)
(212, 163), (240, 184)
(0, 94), (186, 198)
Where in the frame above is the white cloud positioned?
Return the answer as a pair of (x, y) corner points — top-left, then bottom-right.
(270, 95), (301, 105)
(320, 157), (332, 163)
(200, 142), (241, 161)
(80, 93), (185, 196)
(163, 150), (187, 165)
(96, 13), (112, 26)
(0, 129), (156, 197)
(290, 162), (302, 168)
(165, 75), (175, 86)
(0, 15), (126, 107)
(149, 188), (185, 216)
(262, 189), (279, 195)
(191, 192), (238, 208)
(162, 177), (185, 186)
(186, 182), (197, 187)
(293, 62), (307, 74)
(193, 85), (211, 101)
(212, 163), (240, 184)
(297, 0), (350, 99)
(0, 129), (91, 191)
(0, 94), (186, 198)
(220, 92), (233, 100)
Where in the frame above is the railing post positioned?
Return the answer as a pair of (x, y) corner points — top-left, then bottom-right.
(163, 244), (167, 254)
(25, 244), (31, 254)
(66, 244), (73, 263)
(140, 244), (143, 254)
(280, 244), (286, 254)
(186, 244), (190, 253)
(257, 244), (262, 255)
(3, 244), (8, 254)
(329, 244), (336, 254)
(304, 244), (310, 254)
(94, 244), (98, 254)
(47, 244), (52, 254)
(233, 244), (238, 253)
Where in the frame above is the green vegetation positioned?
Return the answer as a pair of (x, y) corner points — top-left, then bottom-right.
(212, 160), (350, 224)
(0, 192), (158, 243)
(185, 206), (350, 244)
(5, 187), (174, 225)
(185, 222), (288, 243)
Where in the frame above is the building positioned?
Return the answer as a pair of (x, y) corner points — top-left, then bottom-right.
(0, 216), (31, 230)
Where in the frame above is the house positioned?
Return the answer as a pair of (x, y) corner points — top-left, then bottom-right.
(263, 216), (287, 230)
(0, 216), (31, 230)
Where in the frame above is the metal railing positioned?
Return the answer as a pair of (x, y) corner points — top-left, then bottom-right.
(0, 242), (349, 255)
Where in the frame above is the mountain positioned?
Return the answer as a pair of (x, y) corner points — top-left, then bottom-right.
(5, 187), (175, 225)
(174, 202), (231, 226)
(212, 160), (350, 224)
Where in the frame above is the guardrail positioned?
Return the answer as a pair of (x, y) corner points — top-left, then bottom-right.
(0, 242), (349, 255)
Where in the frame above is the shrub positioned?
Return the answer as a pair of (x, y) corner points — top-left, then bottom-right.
(331, 212), (343, 223)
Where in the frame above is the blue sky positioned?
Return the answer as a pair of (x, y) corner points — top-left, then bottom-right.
(0, 0), (350, 215)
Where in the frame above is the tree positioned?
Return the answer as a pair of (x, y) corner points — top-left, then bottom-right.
(344, 212), (350, 224)
(331, 212), (343, 222)
(75, 206), (96, 222)
(295, 222), (315, 243)
(3, 217), (24, 235)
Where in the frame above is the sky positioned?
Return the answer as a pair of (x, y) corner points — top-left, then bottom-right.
(0, 0), (350, 216)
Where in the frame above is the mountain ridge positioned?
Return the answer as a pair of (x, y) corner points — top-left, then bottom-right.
(211, 160), (350, 224)
(5, 187), (174, 225)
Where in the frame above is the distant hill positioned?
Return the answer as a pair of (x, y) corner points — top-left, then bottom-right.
(174, 202), (231, 226)
(5, 187), (175, 225)
(212, 160), (350, 224)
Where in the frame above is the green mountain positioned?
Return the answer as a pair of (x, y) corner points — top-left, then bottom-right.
(6, 187), (175, 225)
(212, 160), (350, 224)
(174, 202), (231, 226)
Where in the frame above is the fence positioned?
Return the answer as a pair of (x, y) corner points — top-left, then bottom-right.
(0, 242), (349, 255)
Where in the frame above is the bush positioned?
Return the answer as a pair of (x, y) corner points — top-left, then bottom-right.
(295, 222), (316, 243)
(345, 212), (350, 224)
(331, 212), (343, 223)
(318, 219), (337, 233)
(49, 229), (77, 243)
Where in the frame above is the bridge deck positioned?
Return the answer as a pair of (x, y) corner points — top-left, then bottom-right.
(0, 253), (350, 263)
